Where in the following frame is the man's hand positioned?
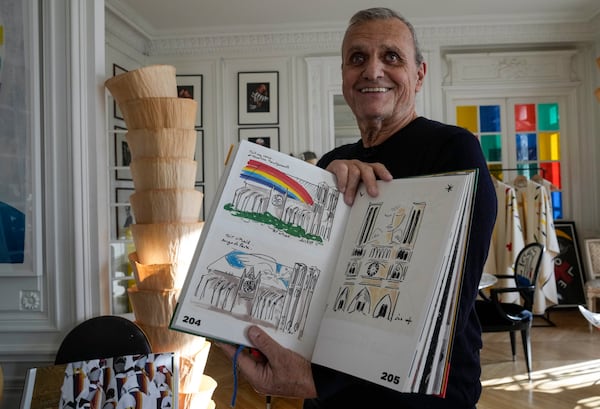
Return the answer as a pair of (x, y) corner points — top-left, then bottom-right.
(326, 160), (393, 205)
(217, 326), (317, 398)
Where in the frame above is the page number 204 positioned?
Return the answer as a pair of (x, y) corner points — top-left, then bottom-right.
(381, 371), (400, 385)
(182, 315), (202, 326)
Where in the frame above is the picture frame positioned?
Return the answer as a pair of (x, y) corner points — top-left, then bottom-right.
(115, 187), (135, 239)
(584, 238), (600, 279)
(553, 221), (587, 306)
(239, 127), (280, 151)
(113, 126), (131, 181)
(238, 71), (279, 125)
(195, 130), (205, 183)
(195, 183), (206, 220)
(176, 74), (203, 128)
(112, 64), (127, 120)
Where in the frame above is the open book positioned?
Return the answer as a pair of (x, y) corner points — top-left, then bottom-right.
(170, 140), (477, 395)
(20, 352), (178, 409)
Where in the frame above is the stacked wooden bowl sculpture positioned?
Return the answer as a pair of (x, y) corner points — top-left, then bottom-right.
(105, 65), (216, 409)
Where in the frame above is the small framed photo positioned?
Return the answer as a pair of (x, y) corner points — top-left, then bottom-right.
(113, 126), (131, 181)
(239, 127), (280, 151)
(238, 71), (279, 125)
(176, 74), (203, 128)
(115, 187), (135, 239)
(195, 130), (205, 183)
(112, 64), (127, 120)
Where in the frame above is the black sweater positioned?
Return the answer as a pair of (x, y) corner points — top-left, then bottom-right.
(305, 117), (497, 409)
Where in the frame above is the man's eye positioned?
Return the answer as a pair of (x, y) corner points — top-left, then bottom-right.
(349, 54), (365, 65)
(385, 53), (400, 63)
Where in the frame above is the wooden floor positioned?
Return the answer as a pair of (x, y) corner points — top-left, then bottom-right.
(203, 308), (600, 409)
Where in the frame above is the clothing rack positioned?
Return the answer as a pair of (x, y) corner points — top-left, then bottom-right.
(495, 167), (546, 176)
(494, 166), (557, 327)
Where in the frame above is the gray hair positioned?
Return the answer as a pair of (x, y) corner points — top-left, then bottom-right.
(346, 7), (424, 66)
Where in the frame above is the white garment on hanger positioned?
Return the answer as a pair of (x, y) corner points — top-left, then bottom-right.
(513, 178), (560, 314)
(484, 180), (525, 303)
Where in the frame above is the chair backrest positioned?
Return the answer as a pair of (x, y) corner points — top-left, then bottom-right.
(55, 315), (152, 364)
(514, 242), (544, 307)
(585, 239), (600, 279)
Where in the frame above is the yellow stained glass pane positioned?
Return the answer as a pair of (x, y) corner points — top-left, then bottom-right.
(0, 26), (4, 45)
(539, 132), (560, 161)
(456, 106), (478, 133)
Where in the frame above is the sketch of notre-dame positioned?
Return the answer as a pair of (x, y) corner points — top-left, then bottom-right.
(193, 251), (320, 339)
(227, 159), (340, 243)
(332, 201), (426, 322)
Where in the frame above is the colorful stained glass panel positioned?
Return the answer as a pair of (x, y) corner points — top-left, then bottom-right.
(479, 105), (501, 132)
(516, 133), (537, 161)
(538, 132), (560, 161)
(514, 104), (536, 131)
(538, 103), (560, 131)
(456, 106), (478, 133)
(480, 134), (502, 161)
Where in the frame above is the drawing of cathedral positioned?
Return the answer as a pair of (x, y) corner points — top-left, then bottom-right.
(333, 202), (426, 322)
(193, 251), (320, 339)
(230, 159), (339, 241)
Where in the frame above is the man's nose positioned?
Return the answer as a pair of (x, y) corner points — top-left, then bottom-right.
(362, 58), (384, 80)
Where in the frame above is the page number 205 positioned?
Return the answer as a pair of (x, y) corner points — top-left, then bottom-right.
(381, 371), (400, 385)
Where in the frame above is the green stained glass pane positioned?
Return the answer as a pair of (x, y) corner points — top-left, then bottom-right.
(538, 103), (560, 131)
(517, 163), (538, 179)
(480, 134), (502, 161)
(456, 106), (478, 133)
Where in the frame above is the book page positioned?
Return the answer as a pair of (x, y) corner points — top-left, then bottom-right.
(171, 141), (351, 359)
(311, 172), (475, 394)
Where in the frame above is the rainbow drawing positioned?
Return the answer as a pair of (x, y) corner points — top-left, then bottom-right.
(240, 159), (314, 205)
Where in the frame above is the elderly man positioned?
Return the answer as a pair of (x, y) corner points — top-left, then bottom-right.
(219, 7), (496, 409)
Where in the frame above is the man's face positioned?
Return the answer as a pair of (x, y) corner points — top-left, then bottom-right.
(341, 18), (425, 136)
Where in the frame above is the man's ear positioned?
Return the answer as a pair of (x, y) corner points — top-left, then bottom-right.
(416, 62), (427, 91)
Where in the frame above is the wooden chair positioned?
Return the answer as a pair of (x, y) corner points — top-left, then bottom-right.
(583, 239), (600, 333)
(55, 315), (152, 364)
(475, 242), (544, 380)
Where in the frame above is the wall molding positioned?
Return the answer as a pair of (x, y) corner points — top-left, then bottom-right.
(123, 19), (600, 58)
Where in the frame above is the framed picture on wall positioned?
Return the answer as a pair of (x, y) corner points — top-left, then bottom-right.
(553, 221), (587, 306)
(238, 71), (279, 125)
(195, 183), (206, 220)
(176, 74), (203, 128)
(239, 127), (280, 151)
(112, 64), (127, 120)
(194, 129), (205, 183)
(113, 126), (131, 181)
(115, 187), (135, 239)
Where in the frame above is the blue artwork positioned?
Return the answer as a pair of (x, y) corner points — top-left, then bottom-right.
(0, 201), (25, 263)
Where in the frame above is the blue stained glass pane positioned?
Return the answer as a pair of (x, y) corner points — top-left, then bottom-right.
(551, 191), (562, 220)
(516, 133), (537, 161)
(479, 105), (501, 132)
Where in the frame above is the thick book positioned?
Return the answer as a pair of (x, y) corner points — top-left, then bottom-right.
(20, 352), (178, 409)
(170, 140), (477, 395)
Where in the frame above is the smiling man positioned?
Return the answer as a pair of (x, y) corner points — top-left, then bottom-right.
(218, 8), (497, 409)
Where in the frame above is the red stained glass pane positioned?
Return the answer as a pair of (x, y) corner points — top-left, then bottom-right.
(514, 104), (536, 131)
(540, 162), (561, 189)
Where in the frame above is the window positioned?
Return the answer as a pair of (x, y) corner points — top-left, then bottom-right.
(455, 98), (564, 220)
